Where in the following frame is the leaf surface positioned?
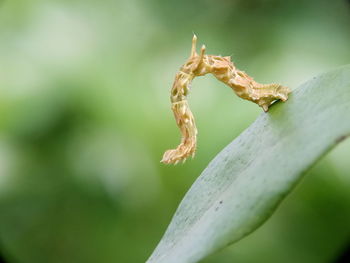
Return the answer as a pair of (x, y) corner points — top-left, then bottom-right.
(148, 65), (350, 263)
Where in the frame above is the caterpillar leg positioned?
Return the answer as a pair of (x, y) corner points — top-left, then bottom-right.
(253, 84), (291, 112)
(161, 140), (195, 164)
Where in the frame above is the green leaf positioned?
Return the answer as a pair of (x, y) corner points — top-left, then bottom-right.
(147, 65), (350, 263)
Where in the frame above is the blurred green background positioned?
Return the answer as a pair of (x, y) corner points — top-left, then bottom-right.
(0, 0), (350, 262)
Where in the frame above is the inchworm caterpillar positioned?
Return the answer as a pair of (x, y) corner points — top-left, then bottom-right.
(161, 35), (290, 164)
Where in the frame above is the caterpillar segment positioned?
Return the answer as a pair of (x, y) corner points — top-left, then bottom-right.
(161, 35), (290, 164)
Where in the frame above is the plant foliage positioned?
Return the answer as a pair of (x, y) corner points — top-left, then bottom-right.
(148, 65), (350, 263)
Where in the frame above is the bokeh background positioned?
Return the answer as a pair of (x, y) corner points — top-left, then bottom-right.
(0, 0), (350, 262)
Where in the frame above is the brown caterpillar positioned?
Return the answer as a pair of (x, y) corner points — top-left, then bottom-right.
(161, 35), (290, 164)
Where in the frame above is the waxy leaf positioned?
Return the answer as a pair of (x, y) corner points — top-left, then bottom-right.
(148, 65), (350, 263)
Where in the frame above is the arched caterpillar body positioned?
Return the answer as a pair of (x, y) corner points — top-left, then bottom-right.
(161, 35), (291, 164)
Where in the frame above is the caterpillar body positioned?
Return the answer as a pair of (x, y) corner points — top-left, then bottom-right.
(161, 35), (291, 164)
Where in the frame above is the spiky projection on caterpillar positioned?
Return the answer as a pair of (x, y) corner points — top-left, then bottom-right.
(161, 35), (291, 165)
